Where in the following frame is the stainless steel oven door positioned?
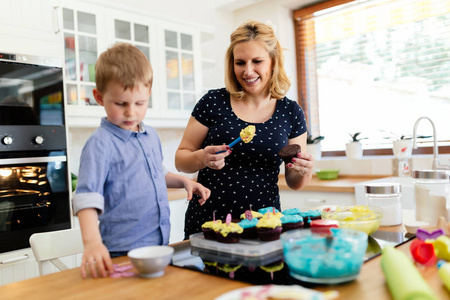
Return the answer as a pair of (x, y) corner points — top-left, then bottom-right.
(0, 52), (64, 126)
(0, 156), (71, 253)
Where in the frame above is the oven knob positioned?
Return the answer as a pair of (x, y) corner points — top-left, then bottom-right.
(34, 135), (44, 145)
(2, 136), (13, 145)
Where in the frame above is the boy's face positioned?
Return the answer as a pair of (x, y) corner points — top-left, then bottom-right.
(93, 81), (150, 131)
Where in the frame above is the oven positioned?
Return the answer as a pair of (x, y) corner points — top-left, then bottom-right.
(0, 52), (71, 253)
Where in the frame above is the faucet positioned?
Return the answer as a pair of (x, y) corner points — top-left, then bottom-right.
(412, 116), (450, 170)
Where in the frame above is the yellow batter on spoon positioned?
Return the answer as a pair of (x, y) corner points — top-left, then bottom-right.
(224, 125), (256, 150)
(240, 125), (256, 143)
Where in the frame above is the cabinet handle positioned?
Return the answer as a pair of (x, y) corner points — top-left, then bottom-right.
(0, 254), (29, 264)
(53, 5), (60, 34)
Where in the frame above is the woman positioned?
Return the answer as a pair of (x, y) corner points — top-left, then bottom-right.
(175, 20), (314, 239)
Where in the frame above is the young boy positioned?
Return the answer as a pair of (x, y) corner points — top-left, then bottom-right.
(72, 43), (211, 278)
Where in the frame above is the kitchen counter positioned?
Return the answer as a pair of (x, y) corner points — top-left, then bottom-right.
(1, 224), (448, 299)
(278, 174), (387, 193)
(167, 188), (188, 201)
(168, 175), (388, 200)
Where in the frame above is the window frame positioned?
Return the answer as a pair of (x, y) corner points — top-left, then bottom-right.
(293, 0), (450, 157)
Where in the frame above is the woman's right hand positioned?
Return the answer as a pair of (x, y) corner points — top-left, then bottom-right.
(202, 145), (231, 170)
(176, 117), (232, 173)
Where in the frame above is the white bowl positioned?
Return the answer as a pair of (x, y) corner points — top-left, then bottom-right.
(128, 245), (174, 278)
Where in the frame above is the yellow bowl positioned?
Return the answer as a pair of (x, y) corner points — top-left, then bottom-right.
(315, 169), (340, 180)
(321, 205), (382, 235)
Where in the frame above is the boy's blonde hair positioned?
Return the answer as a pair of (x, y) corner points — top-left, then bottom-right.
(95, 43), (153, 93)
(225, 20), (291, 100)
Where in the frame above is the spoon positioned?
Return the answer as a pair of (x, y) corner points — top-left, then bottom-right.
(217, 125), (256, 153)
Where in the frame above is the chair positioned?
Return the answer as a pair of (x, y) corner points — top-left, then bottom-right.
(29, 228), (84, 276)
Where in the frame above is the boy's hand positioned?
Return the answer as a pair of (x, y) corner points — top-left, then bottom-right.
(81, 241), (114, 278)
(184, 181), (211, 206)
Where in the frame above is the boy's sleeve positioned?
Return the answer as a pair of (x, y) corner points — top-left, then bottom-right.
(162, 165), (170, 176)
(72, 135), (108, 215)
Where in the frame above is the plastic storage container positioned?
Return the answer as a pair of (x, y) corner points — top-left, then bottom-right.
(281, 228), (368, 284)
(365, 183), (402, 226)
(413, 169), (450, 226)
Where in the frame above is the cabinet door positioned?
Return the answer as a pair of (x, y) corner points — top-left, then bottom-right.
(0, 248), (38, 286)
(169, 199), (188, 244)
(105, 9), (159, 118)
(61, 1), (106, 108)
(157, 21), (202, 119)
(0, 0), (62, 58)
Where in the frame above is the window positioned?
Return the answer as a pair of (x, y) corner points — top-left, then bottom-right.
(294, 0), (450, 156)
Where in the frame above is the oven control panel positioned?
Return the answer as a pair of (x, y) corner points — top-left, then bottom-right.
(0, 126), (66, 153)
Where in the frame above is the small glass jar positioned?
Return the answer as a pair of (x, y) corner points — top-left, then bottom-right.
(365, 183), (402, 226)
(413, 169), (450, 226)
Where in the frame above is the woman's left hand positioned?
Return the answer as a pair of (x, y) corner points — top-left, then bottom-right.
(287, 152), (314, 176)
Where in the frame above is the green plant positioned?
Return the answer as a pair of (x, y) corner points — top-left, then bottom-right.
(307, 135), (325, 144)
(349, 132), (368, 142)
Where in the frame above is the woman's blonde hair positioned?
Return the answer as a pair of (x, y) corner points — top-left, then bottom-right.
(95, 43), (153, 93)
(225, 20), (291, 100)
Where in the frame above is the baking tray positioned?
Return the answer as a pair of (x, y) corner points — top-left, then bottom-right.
(189, 232), (282, 257)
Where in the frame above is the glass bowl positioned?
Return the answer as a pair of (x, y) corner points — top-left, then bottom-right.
(321, 205), (383, 235)
(281, 228), (368, 284)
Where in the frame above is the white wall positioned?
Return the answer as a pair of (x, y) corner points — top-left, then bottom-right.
(233, 2), (298, 101)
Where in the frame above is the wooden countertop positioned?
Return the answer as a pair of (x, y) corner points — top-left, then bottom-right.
(278, 174), (387, 193)
(1, 225), (448, 299)
(167, 188), (188, 201)
(168, 175), (389, 200)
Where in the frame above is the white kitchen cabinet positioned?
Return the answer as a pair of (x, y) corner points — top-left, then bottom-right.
(0, 0), (63, 58)
(280, 190), (356, 211)
(60, 0), (107, 127)
(61, 1), (204, 128)
(169, 198), (188, 244)
(0, 246), (82, 286)
(0, 248), (38, 286)
(104, 8), (158, 118)
(155, 20), (203, 121)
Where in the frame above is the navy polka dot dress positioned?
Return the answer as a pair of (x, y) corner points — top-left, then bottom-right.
(184, 88), (307, 239)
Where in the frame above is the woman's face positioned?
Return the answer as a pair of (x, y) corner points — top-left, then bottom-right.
(233, 40), (273, 97)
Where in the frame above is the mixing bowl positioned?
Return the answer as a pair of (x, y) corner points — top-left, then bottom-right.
(321, 205), (383, 235)
(128, 245), (174, 278)
(315, 169), (340, 180)
(281, 228), (368, 284)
